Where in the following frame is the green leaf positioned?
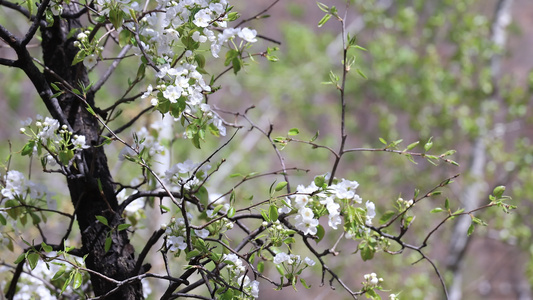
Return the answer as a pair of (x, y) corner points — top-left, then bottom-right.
(62, 272), (73, 293)
(441, 149), (457, 157)
(300, 278), (311, 289)
(195, 54), (206, 69)
(379, 137), (387, 145)
(318, 13), (332, 27)
(317, 2), (329, 13)
(424, 137), (433, 152)
(105, 236), (112, 253)
(467, 223), (475, 236)
(428, 191), (442, 196)
(360, 243), (374, 261)
(109, 6), (124, 30)
(430, 207), (444, 213)
(52, 265), (67, 280)
(261, 210), (270, 222)
(283, 237), (296, 244)
(119, 29), (132, 47)
(232, 57), (241, 74)
(275, 264), (285, 275)
(288, 128), (300, 136)
(493, 185), (505, 198)
(310, 131), (319, 142)
(227, 207), (236, 218)
(186, 249), (201, 260)
(72, 271), (83, 289)
(136, 63), (146, 80)
(315, 224), (325, 243)
(41, 242), (52, 253)
(71, 50), (86, 66)
(227, 12), (239, 21)
(117, 224), (131, 231)
(224, 49), (239, 66)
(269, 204), (279, 221)
(257, 261), (264, 273)
(379, 210), (395, 224)
(453, 208), (465, 214)
(275, 181), (288, 192)
(58, 149), (74, 165)
(95, 215), (108, 226)
(0, 212), (6, 225)
(356, 68), (367, 79)
(14, 253), (26, 264)
(27, 252), (39, 270)
(445, 198), (450, 210)
(314, 175), (325, 187)
(21, 141), (35, 156)
(405, 141), (419, 151)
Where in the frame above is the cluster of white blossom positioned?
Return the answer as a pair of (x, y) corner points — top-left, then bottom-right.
(283, 176), (376, 237)
(19, 115), (90, 164)
(362, 272), (383, 287)
(164, 213), (209, 252)
(119, 126), (166, 161)
(132, 0), (256, 138)
(163, 159), (211, 191)
(222, 253), (259, 298)
(0, 253), (83, 299)
(1, 170), (55, 210)
(397, 197), (414, 209)
(273, 252), (315, 268)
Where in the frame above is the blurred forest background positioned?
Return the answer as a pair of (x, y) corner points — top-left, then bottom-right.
(1, 0), (533, 299)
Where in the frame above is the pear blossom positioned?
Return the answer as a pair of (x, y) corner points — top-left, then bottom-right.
(250, 280), (260, 298)
(238, 28), (257, 43)
(83, 54), (98, 69)
(167, 236), (187, 251)
(304, 257), (316, 266)
(294, 214), (319, 235)
(365, 201), (376, 225)
(72, 135), (90, 149)
(194, 229), (209, 239)
(193, 9), (212, 27)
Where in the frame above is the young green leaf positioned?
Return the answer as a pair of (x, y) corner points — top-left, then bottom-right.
(275, 181), (288, 192)
(95, 215), (108, 226)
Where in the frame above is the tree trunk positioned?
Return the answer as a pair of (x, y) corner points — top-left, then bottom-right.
(40, 7), (143, 299)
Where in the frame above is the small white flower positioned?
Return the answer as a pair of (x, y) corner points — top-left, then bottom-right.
(273, 252), (290, 265)
(141, 84), (153, 99)
(237, 275), (250, 287)
(250, 280), (260, 298)
(167, 236), (187, 252)
(194, 229), (209, 239)
(304, 257), (315, 266)
(72, 135), (90, 149)
(83, 54), (98, 69)
(294, 214), (319, 235)
(193, 9), (212, 27)
(77, 32), (87, 41)
(238, 28), (257, 43)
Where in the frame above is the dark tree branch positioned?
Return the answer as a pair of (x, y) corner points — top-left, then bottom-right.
(21, 0), (51, 46)
(0, 57), (17, 66)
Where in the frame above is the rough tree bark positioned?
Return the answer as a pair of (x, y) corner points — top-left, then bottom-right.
(39, 9), (143, 299)
(0, 4), (144, 299)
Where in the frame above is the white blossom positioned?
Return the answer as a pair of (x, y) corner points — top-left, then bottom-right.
(83, 54), (98, 69)
(238, 28), (257, 43)
(304, 257), (315, 266)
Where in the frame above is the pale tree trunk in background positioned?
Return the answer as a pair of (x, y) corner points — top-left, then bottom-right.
(445, 1), (513, 300)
